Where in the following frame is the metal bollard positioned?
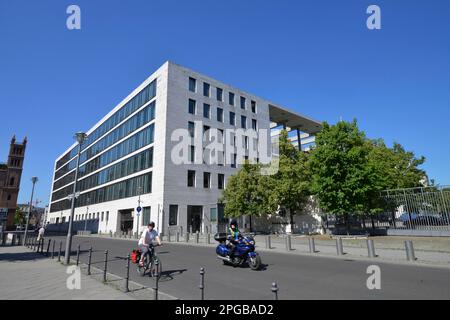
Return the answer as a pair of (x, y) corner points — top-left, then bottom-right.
(153, 260), (159, 300)
(176, 232), (180, 242)
(124, 254), (130, 293)
(271, 282), (279, 300)
(58, 241), (62, 262)
(76, 244), (81, 266)
(103, 250), (108, 282)
(167, 230), (171, 242)
(185, 233), (190, 243)
(199, 267), (205, 300)
(265, 235), (271, 249)
(195, 232), (199, 244)
(367, 239), (376, 258)
(51, 240), (55, 259)
(308, 237), (316, 253)
(405, 240), (416, 261)
(11, 234), (16, 246)
(87, 247), (92, 275)
(285, 235), (292, 251)
(40, 238), (44, 254)
(336, 237), (344, 255)
(206, 233), (210, 244)
(46, 239), (51, 256)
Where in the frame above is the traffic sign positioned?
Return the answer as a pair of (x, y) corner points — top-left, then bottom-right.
(136, 206), (142, 213)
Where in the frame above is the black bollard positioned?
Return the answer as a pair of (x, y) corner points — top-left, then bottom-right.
(103, 250), (108, 282)
(87, 247), (92, 275)
(153, 260), (159, 300)
(51, 240), (55, 259)
(46, 239), (51, 256)
(199, 267), (205, 300)
(76, 244), (81, 266)
(58, 241), (62, 262)
(124, 254), (130, 293)
(40, 238), (44, 254)
(271, 282), (279, 300)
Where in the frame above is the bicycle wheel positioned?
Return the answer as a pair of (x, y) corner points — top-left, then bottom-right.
(150, 256), (162, 278)
(137, 255), (147, 277)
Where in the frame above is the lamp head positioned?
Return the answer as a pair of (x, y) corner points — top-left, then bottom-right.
(74, 132), (87, 144)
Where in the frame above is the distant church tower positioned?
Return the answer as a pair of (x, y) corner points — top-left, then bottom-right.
(0, 135), (27, 230)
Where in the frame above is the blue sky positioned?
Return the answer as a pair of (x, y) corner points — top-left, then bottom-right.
(0, 0), (449, 206)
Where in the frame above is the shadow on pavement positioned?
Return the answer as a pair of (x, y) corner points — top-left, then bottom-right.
(0, 250), (49, 262)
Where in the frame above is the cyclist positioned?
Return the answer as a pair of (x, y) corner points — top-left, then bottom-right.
(138, 222), (161, 267)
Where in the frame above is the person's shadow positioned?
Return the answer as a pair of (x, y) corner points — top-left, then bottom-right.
(159, 268), (187, 281)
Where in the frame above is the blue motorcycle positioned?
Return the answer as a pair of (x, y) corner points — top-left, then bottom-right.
(214, 233), (262, 270)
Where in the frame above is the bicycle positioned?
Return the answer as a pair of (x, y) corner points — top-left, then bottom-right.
(137, 243), (162, 278)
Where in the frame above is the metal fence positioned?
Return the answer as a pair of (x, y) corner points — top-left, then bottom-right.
(323, 186), (450, 234)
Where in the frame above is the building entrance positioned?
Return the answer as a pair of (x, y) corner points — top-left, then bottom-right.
(187, 205), (203, 233)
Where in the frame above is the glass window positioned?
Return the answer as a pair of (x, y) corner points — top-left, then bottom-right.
(218, 174), (225, 189)
(189, 145), (195, 163)
(142, 206), (151, 226)
(169, 205), (178, 226)
(241, 115), (247, 129)
(240, 96), (246, 109)
(187, 170), (196, 187)
(188, 121), (195, 137)
(203, 103), (210, 118)
(101, 212), (104, 221)
(203, 125), (210, 141)
(252, 119), (257, 130)
(229, 112), (235, 125)
(189, 77), (196, 92)
(216, 88), (223, 101)
(229, 92), (235, 106)
(189, 99), (196, 114)
(217, 108), (223, 122)
(251, 100), (257, 113)
(203, 172), (211, 188)
(203, 82), (210, 97)
(210, 207), (217, 222)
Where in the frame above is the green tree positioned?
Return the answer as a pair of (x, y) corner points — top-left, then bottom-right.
(309, 120), (371, 234)
(14, 206), (26, 226)
(266, 130), (311, 231)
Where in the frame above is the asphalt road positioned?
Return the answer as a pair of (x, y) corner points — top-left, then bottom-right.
(49, 236), (450, 300)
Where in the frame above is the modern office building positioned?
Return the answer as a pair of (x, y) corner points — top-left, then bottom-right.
(46, 61), (321, 235)
(0, 136), (27, 230)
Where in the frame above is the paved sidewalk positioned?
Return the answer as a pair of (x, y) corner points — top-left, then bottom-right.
(0, 246), (133, 300)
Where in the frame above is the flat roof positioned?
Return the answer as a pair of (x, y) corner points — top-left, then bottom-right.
(269, 104), (322, 134)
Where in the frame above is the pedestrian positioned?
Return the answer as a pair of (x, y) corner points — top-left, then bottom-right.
(37, 225), (45, 242)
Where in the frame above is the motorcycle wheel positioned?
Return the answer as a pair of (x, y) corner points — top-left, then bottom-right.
(249, 255), (261, 270)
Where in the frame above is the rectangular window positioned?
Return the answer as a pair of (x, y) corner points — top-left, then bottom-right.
(189, 77), (196, 92)
(101, 212), (104, 222)
(203, 172), (211, 188)
(241, 115), (247, 129)
(203, 82), (210, 97)
(231, 154), (237, 168)
(229, 112), (235, 125)
(240, 96), (246, 109)
(188, 121), (195, 137)
(217, 108), (223, 122)
(203, 125), (210, 141)
(203, 103), (210, 118)
(188, 99), (196, 114)
(210, 207), (217, 222)
(106, 211), (109, 222)
(189, 145), (195, 163)
(216, 88), (223, 101)
(252, 119), (257, 130)
(187, 170), (196, 187)
(169, 205), (178, 226)
(251, 100), (257, 113)
(229, 92), (235, 106)
(218, 174), (225, 189)
(142, 206), (151, 226)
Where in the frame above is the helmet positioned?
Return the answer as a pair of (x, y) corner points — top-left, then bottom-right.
(230, 219), (238, 228)
(148, 221), (155, 228)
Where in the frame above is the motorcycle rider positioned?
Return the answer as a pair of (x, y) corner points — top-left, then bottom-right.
(227, 219), (242, 257)
(138, 221), (161, 267)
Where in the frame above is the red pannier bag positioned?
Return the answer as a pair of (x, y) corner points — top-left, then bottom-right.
(131, 249), (141, 264)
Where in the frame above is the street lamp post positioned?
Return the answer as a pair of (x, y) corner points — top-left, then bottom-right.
(23, 177), (38, 245)
(64, 132), (87, 265)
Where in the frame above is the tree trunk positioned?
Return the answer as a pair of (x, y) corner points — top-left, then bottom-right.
(289, 209), (295, 234)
